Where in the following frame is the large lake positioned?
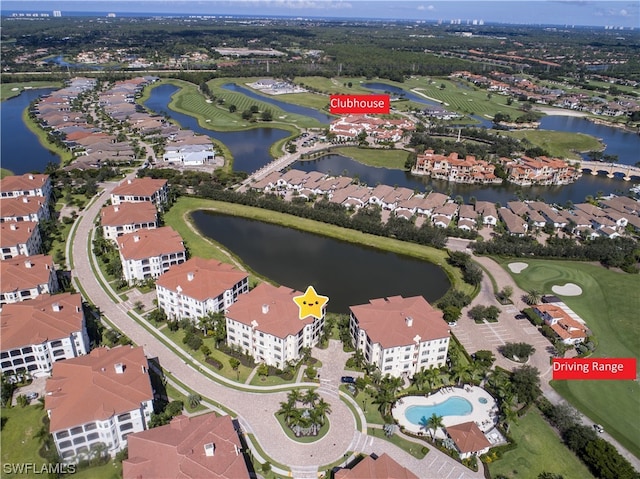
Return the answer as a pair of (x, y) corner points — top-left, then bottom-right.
(1, 88), (60, 175)
(191, 211), (451, 313)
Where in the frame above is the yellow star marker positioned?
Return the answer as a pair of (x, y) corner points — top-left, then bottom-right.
(293, 286), (329, 320)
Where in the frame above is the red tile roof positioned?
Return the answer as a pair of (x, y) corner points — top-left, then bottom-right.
(100, 201), (157, 227)
(0, 196), (47, 217)
(335, 453), (419, 479)
(350, 296), (449, 349)
(0, 221), (38, 246)
(0, 293), (83, 351)
(0, 173), (49, 193)
(156, 258), (248, 302)
(45, 346), (153, 432)
(226, 283), (317, 339)
(123, 414), (250, 479)
(446, 421), (491, 454)
(112, 177), (167, 197)
(118, 227), (184, 261)
(0, 254), (54, 293)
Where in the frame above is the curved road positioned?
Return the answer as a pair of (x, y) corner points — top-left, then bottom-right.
(70, 178), (483, 478)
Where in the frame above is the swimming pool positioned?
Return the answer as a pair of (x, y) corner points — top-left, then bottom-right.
(404, 396), (473, 425)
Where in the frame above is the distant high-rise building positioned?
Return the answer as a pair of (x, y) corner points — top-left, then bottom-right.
(53, 10), (61, 17)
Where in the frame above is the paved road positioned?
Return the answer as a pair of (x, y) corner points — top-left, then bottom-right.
(69, 180), (483, 477)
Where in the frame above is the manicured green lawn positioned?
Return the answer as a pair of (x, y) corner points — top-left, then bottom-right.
(500, 130), (603, 160)
(489, 408), (595, 479)
(328, 146), (411, 170)
(0, 406), (49, 475)
(164, 197), (472, 298)
(1, 81), (63, 101)
(497, 258), (640, 457)
(72, 461), (123, 479)
(367, 427), (428, 459)
(1, 168), (13, 178)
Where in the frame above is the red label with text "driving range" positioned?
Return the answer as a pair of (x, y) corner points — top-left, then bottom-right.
(329, 95), (390, 114)
(552, 358), (637, 380)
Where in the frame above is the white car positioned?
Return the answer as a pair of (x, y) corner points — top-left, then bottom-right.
(593, 424), (604, 433)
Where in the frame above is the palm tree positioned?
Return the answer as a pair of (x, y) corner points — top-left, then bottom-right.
(287, 389), (303, 406)
(302, 389), (319, 407)
(277, 401), (297, 426)
(524, 289), (542, 306)
(314, 398), (332, 424)
(187, 393), (202, 409)
(424, 367), (441, 392)
(452, 364), (472, 387)
(426, 413), (445, 440)
(373, 388), (396, 418)
(412, 369), (427, 391)
(382, 375), (404, 395)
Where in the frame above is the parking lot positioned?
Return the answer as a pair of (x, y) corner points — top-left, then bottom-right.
(11, 376), (47, 406)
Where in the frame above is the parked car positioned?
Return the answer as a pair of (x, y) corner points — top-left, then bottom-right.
(25, 392), (39, 401)
(593, 424), (604, 433)
(515, 314), (527, 320)
(341, 376), (356, 384)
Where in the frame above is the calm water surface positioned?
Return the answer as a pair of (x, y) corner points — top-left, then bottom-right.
(1, 89), (60, 174)
(191, 211), (451, 313)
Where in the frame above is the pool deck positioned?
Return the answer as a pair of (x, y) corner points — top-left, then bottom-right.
(392, 385), (499, 439)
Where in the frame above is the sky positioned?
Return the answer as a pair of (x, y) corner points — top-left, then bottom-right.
(2, 1), (639, 28)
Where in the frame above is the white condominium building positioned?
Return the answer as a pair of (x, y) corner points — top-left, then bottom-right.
(349, 295), (450, 378)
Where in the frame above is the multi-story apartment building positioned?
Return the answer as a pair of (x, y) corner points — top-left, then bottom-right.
(117, 227), (186, 283)
(156, 257), (248, 321)
(0, 254), (59, 307)
(0, 173), (52, 202)
(45, 346), (154, 462)
(0, 221), (41, 259)
(413, 150), (501, 185)
(225, 283), (325, 370)
(349, 295), (450, 378)
(0, 293), (89, 379)
(123, 414), (250, 479)
(503, 156), (581, 186)
(100, 201), (158, 241)
(0, 196), (50, 223)
(110, 177), (169, 210)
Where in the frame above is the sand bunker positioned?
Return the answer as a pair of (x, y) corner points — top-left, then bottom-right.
(508, 262), (528, 274)
(552, 283), (583, 296)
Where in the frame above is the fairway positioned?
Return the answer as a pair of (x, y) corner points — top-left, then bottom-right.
(489, 408), (595, 479)
(497, 258), (640, 457)
(500, 130), (603, 160)
(329, 146), (410, 170)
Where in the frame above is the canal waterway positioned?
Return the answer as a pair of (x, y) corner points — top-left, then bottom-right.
(221, 83), (333, 124)
(190, 211), (451, 313)
(144, 84), (291, 173)
(294, 154), (630, 205)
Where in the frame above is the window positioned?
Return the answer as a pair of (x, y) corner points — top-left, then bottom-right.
(72, 437), (86, 445)
(119, 423), (133, 432)
(84, 423), (97, 432)
(70, 427), (83, 435)
(56, 431), (69, 439)
(86, 432), (99, 441)
(59, 440), (72, 449)
(118, 413), (131, 422)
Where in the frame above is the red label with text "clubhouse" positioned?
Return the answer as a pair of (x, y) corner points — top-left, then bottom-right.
(329, 95), (390, 114)
(552, 358), (637, 380)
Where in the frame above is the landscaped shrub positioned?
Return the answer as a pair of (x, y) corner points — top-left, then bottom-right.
(205, 357), (223, 370)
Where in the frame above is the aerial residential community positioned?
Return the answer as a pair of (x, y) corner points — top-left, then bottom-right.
(1, 2), (639, 479)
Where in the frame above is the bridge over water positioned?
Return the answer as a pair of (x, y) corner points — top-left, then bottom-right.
(578, 160), (640, 181)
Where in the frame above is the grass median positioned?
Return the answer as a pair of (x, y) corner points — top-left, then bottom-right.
(164, 196), (472, 299)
